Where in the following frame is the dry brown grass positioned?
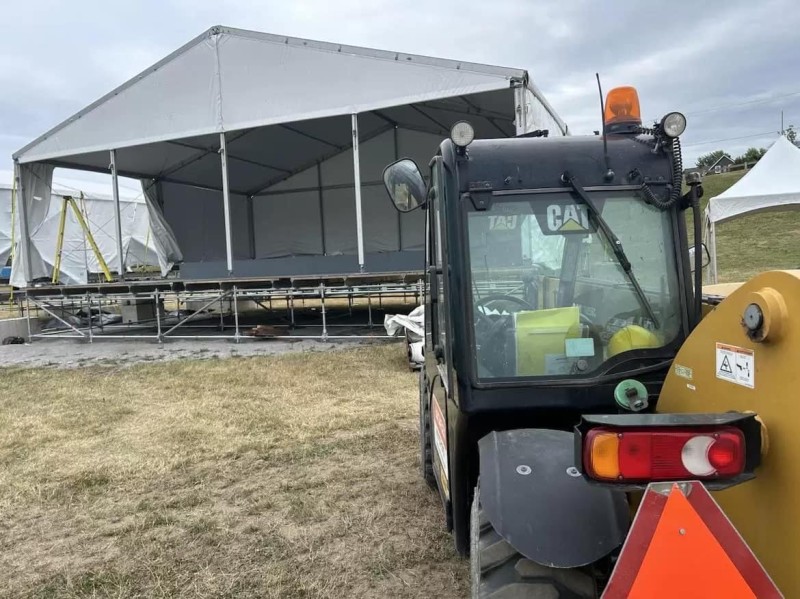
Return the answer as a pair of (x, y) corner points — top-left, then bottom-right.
(0, 345), (467, 598)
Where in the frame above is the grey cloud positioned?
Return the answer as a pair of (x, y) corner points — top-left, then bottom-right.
(1, 0), (798, 174)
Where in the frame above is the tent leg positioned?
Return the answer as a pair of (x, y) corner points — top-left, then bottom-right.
(320, 283), (328, 340)
(709, 220), (719, 284)
(220, 132), (234, 276)
(514, 82), (528, 135)
(233, 286), (240, 343)
(352, 114), (365, 272)
(110, 150), (126, 280)
(155, 288), (163, 343)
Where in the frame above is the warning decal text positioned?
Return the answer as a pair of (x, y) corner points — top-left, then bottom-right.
(715, 342), (754, 389)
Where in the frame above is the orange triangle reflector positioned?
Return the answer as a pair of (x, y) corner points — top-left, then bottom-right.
(603, 482), (782, 598)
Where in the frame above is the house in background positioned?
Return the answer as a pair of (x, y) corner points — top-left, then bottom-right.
(704, 154), (735, 175)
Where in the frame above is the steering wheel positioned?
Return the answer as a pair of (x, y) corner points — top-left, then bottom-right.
(475, 294), (534, 333)
(473, 295), (535, 376)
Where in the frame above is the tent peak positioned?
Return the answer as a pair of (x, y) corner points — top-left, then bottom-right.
(208, 25), (528, 80)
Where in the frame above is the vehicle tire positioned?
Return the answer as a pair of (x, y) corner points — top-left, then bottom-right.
(470, 484), (598, 599)
(419, 371), (436, 489)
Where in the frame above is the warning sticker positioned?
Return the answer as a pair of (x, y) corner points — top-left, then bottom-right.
(432, 399), (449, 483)
(674, 364), (693, 381)
(715, 343), (754, 389)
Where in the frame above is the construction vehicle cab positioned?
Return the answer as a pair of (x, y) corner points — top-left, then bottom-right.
(383, 88), (776, 596)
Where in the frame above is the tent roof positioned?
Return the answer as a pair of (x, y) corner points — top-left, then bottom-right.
(707, 136), (800, 224)
(15, 26), (559, 165)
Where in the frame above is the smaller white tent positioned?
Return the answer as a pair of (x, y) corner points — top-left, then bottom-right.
(705, 136), (800, 282)
(0, 183), (172, 285)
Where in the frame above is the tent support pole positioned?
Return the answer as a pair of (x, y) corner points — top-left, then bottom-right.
(394, 126), (402, 251)
(514, 82), (528, 135)
(317, 162), (326, 255)
(247, 195), (256, 260)
(352, 114), (365, 272)
(14, 161), (33, 285)
(109, 150), (126, 279)
(220, 132), (234, 275)
(709, 218), (719, 284)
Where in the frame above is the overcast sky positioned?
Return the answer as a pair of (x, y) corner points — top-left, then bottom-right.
(2, 0), (799, 190)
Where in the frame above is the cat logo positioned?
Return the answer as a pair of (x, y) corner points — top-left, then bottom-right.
(546, 204), (590, 233)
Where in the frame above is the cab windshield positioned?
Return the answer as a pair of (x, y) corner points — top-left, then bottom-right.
(467, 191), (683, 380)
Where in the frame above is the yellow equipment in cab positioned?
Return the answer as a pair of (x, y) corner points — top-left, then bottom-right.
(657, 270), (800, 596)
(607, 324), (661, 357)
(514, 306), (582, 376)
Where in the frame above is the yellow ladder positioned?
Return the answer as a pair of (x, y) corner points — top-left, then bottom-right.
(52, 194), (113, 284)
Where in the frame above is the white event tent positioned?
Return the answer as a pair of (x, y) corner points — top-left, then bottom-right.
(705, 136), (800, 282)
(11, 26), (565, 288)
(0, 183), (169, 285)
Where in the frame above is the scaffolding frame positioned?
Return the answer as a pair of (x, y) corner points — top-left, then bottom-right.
(21, 275), (425, 343)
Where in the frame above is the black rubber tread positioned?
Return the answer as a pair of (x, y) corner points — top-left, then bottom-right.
(419, 371), (436, 488)
(470, 484), (598, 599)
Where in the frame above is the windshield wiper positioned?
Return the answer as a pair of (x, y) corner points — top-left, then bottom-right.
(561, 172), (659, 327)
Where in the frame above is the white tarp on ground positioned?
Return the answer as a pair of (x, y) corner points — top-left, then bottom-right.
(12, 26), (565, 286)
(0, 182), (172, 286)
(704, 136), (800, 282)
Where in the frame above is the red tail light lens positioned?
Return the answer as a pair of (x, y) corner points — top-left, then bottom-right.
(584, 427), (745, 482)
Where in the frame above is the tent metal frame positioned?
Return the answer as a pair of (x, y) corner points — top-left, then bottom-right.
(21, 276), (425, 343)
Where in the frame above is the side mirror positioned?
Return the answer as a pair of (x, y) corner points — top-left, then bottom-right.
(689, 243), (711, 272)
(383, 158), (427, 213)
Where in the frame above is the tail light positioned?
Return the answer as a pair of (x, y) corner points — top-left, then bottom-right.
(575, 413), (763, 490)
(584, 427), (745, 482)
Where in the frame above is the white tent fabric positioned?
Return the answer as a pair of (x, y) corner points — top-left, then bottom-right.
(704, 136), (800, 282)
(12, 26), (566, 287)
(0, 187), (12, 267)
(14, 27), (564, 164)
(2, 183), (168, 286)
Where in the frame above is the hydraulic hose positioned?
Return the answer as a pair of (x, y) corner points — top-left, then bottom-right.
(640, 136), (683, 210)
(634, 125), (683, 211)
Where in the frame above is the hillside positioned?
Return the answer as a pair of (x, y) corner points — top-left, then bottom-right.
(687, 170), (800, 282)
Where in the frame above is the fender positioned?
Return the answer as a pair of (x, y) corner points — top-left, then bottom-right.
(478, 428), (628, 568)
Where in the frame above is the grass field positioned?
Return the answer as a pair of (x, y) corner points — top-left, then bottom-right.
(688, 171), (800, 282)
(0, 346), (467, 598)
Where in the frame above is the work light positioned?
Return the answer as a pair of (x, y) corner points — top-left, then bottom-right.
(660, 112), (687, 138)
(450, 121), (475, 148)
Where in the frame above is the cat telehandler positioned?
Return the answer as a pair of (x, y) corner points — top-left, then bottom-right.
(383, 86), (793, 597)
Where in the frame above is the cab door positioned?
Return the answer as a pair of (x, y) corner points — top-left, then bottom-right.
(424, 157), (452, 506)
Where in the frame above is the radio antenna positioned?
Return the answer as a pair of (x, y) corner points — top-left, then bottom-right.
(596, 73), (612, 177)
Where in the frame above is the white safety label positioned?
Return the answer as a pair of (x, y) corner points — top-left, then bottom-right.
(674, 364), (693, 381)
(715, 342), (754, 389)
(565, 337), (595, 358)
(545, 354), (575, 375)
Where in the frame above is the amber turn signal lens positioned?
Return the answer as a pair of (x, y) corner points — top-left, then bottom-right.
(587, 432), (620, 480)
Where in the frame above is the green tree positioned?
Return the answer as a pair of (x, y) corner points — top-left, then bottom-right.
(734, 147), (767, 164)
(786, 125), (797, 143)
(696, 150), (731, 168)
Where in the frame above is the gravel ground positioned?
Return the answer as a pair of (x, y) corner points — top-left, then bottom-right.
(0, 338), (378, 369)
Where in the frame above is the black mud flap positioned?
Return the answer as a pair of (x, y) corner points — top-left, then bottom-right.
(478, 429), (628, 568)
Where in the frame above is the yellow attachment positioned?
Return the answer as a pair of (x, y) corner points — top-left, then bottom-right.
(658, 270), (800, 596)
(588, 433), (620, 479)
(607, 325), (660, 357)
